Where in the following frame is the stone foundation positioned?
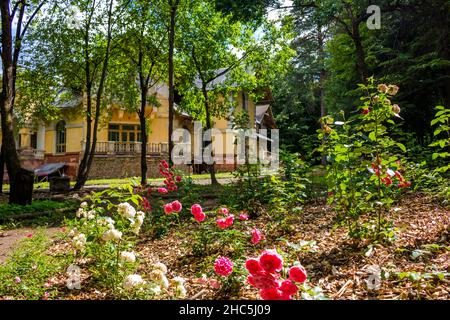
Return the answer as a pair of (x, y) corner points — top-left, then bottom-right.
(89, 155), (192, 179)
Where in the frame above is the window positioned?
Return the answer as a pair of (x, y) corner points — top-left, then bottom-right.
(31, 133), (37, 149)
(56, 121), (66, 153)
(108, 124), (141, 142)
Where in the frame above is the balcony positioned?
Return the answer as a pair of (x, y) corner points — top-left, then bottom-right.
(18, 148), (45, 160)
(94, 142), (169, 156)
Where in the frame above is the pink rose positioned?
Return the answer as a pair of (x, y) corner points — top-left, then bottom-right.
(289, 265), (307, 283)
(218, 207), (229, 215)
(163, 203), (173, 215)
(247, 272), (279, 290)
(158, 188), (168, 194)
(209, 279), (221, 289)
(225, 215), (234, 227)
(216, 218), (228, 229)
(259, 288), (292, 300)
(239, 214), (249, 221)
(259, 250), (283, 274)
(171, 200), (182, 213)
(194, 212), (206, 223)
(191, 204), (203, 216)
(245, 258), (263, 275)
(279, 280), (298, 296)
(214, 257), (233, 277)
(251, 229), (264, 245)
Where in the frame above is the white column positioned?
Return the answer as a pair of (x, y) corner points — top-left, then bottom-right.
(37, 124), (46, 151)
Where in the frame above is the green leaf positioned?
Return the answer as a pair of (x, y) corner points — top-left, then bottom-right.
(396, 143), (406, 153)
(369, 131), (376, 141)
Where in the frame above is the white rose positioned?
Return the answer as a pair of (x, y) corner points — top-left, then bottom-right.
(171, 277), (185, 287)
(102, 229), (122, 242)
(136, 211), (145, 219)
(80, 202), (88, 208)
(158, 275), (169, 289)
(76, 208), (84, 218)
(153, 262), (168, 274)
(118, 203), (136, 219)
(149, 285), (161, 296)
(68, 228), (77, 238)
(72, 233), (86, 250)
(120, 251), (136, 263)
(97, 217), (115, 227)
(86, 210), (96, 220)
(123, 274), (145, 290)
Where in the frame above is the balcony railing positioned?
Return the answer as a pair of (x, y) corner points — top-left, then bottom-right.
(18, 148), (45, 160)
(95, 142), (169, 156)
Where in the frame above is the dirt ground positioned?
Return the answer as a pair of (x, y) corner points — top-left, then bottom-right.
(1, 193), (449, 300)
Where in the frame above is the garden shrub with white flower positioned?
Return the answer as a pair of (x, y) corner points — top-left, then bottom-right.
(65, 181), (186, 299)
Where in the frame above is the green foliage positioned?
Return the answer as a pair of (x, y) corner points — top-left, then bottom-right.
(0, 200), (76, 219)
(0, 231), (70, 300)
(318, 79), (409, 241)
(188, 217), (247, 259)
(263, 152), (309, 219)
(65, 186), (143, 290)
(430, 106), (450, 173)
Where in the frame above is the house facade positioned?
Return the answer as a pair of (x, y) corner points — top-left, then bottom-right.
(5, 84), (275, 180)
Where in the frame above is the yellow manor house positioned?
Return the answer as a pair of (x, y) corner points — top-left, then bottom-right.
(8, 83), (276, 180)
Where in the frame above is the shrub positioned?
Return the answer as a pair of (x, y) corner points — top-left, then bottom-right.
(64, 181), (186, 299)
(318, 79), (410, 241)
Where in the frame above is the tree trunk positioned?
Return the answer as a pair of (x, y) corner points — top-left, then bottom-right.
(0, 146), (4, 194)
(73, 0), (114, 190)
(168, 1), (179, 167)
(351, 21), (368, 83)
(139, 96), (148, 186)
(1, 0), (33, 205)
(318, 24), (327, 166)
(202, 86), (218, 185)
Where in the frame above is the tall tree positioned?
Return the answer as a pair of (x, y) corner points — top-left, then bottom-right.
(167, 0), (180, 167)
(30, 0), (122, 190)
(0, 0), (46, 204)
(178, 0), (294, 183)
(111, 0), (167, 186)
(73, 0), (116, 190)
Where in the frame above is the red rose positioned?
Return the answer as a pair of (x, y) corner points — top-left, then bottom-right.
(191, 204), (203, 216)
(259, 288), (292, 300)
(289, 265), (307, 283)
(279, 280), (298, 296)
(247, 272), (279, 290)
(245, 258), (263, 275)
(259, 251), (283, 273)
(171, 200), (182, 213)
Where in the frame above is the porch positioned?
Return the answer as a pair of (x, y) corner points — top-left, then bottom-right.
(93, 142), (169, 156)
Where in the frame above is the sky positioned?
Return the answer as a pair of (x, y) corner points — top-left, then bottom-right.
(268, 0), (294, 21)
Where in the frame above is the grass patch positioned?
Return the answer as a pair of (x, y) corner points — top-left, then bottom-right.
(0, 230), (70, 299)
(2, 172), (235, 191)
(0, 200), (79, 229)
(0, 200), (76, 219)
